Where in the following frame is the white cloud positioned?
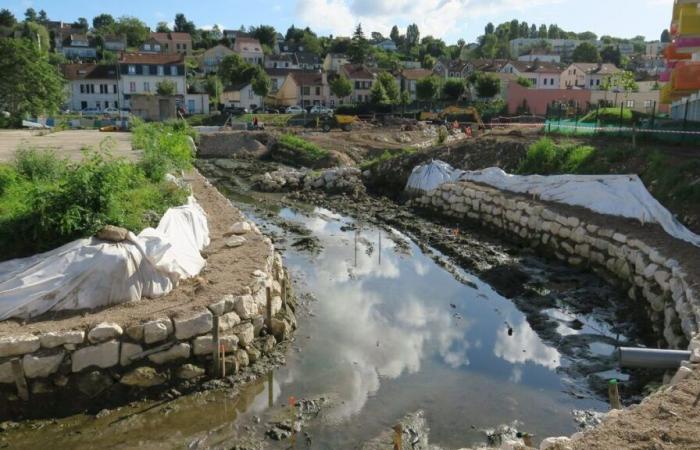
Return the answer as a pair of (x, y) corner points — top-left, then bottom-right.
(295, 0), (562, 41)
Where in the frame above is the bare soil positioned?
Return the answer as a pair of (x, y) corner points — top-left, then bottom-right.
(0, 130), (135, 162)
(0, 170), (269, 336)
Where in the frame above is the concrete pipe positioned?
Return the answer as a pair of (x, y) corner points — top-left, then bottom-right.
(618, 347), (691, 369)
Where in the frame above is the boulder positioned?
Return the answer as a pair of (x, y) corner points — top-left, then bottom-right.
(247, 346), (261, 363)
(219, 311), (241, 331)
(125, 324), (144, 342)
(234, 294), (257, 319)
(87, 322), (123, 343)
(76, 371), (113, 397)
(72, 341), (120, 372)
(235, 349), (249, 368)
(120, 367), (167, 387)
(208, 294), (235, 316)
(540, 436), (573, 450)
(143, 318), (173, 344)
(0, 335), (40, 357)
(176, 364), (206, 380)
(22, 352), (64, 379)
(226, 236), (246, 248)
(192, 335), (238, 356)
(39, 330), (85, 349)
(0, 361), (13, 384)
(120, 342), (144, 366)
(233, 322), (255, 346)
(96, 225), (129, 242)
(228, 222), (251, 235)
(260, 335), (277, 354)
(270, 318), (291, 342)
(174, 311), (213, 340)
(669, 366), (692, 386)
(148, 343), (191, 364)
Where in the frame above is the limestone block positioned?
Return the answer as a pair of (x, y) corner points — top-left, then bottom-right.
(143, 318), (174, 344)
(228, 221), (251, 235)
(192, 335), (238, 355)
(39, 330), (85, 349)
(176, 364), (206, 380)
(125, 324), (144, 342)
(612, 233), (627, 244)
(232, 322), (255, 346)
(87, 322), (123, 343)
(0, 335), (40, 357)
(219, 311), (242, 332)
(234, 294), (257, 319)
(23, 352), (64, 378)
(72, 341), (120, 372)
(120, 367), (167, 387)
(148, 343), (191, 364)
(540, 436), (573, 450)
(0, 362), (13, 384)
(120, 342), (143, 366)
(174, 311), (213, 340)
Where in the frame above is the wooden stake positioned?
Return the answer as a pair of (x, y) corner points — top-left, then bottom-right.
(608, 379), (622, 410)
(221, 343), (226, 378)
(281, 277), (287, 309)
(213, 315), (221, 378)
(392, 424), (402, 450)
(11, 359), (29, 401)
(266, 286), (272, 328)
(268, 371), (274, 408)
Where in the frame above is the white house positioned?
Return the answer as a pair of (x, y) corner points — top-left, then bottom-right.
(117, 53), (186, 108)
(517, 53), (560, 63)
(61, 63), (119, 111)
(264, 53), (300, 70)
(323, 53), (349, 72)
(62, 34), (97, 60)
(500, 61), (562, 89)
(374, 39), (398, 52)
(233, 37), (264, 65)
(199, 44), (235, 74)
(221, 82), (263, 110)
(560, 63), (621, 90)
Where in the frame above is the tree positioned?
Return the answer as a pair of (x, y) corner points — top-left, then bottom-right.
(219, 54), (258, 85)
(442, 78), (466, 101)
(174, 13), (195, 34)
(37, 10), (48, 23)
(370, 32), (384, 43)
(390, 25), (400, 44)
(578, 31), (597, 41)
(538, 24), (547, 39)
(251, 70), (271, 106)
(530, 24), (537, 38)
(300, 32), (321, 55)
(602, 70), (638, 93)
(251, 25), (277, 48)
(93, 14), (115, 30)
(485, 23), (494, 35)
(600, 45), (621, 66)
(416, 76), (440, 104)
(73, 18), (89, 31)
(330, 75), (352, 99)
(204, 75), (223, 104)
(572, 42), (600, 63)
(399, 89), (411, 113)
(474, 73), (500, 98)
(516, 76), (533, 88)
(406, 23), (420, 49)
(0, 9), (16, 27)
(348, 24), (369, 64)
(660, 29), (671, 43)
(369, 82), (389, 105)
(375, 71), (399, 104)
(156, 80), (177, 95)
(19, 22), (50, 56)
(115, 16), (150, 47)
(0, 38), (65, 122)
(24, 8), (37, 22)
(156, 22), (171, 33)
(509, 19), (520, 42)
(422, 54), (436, 69)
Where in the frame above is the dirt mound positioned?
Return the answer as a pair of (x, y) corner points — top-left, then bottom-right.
(197, 131), (270, 158)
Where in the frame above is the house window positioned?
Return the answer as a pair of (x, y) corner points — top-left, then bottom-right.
(550, 78), (554, 85)
(104, 101), (109, 108)
(249, 89), (254, 99)
(176, 43), (181, 50)
(170, 66), (178, 76)
(113, 84), (117, 94)
(330, 99), (335, 107)
(144, 82), (150, 92)
(626, 100), (635, 108)
(158, 65), (164, 76)
(144, 44), (151, 51)
(596, 79), (600, 86)
(182, 44), (187, 51)
(128, 65), (136, 74)
(81, 101), (87, 109)
(644, 100), (652, 108)
(315, 87), (320, 95)
(129, 82), (136, 93)
(80, 84), (85, 93)
(155, 44), (161, 51)
(302, 86), (310, 96)
(89, 84), (95, 94)
(590, 79), (594, 87)
(355, 81), (360, 89)
(543, 79), (548, 86)
(142, 65), (149, 75)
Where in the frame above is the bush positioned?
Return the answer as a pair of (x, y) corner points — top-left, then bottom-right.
(276, 134), (329, 164)
(14, 147), (68, 182)
(580, 107), (634, 125)
(518, 138), (596, 174)
(132, 120), (195, 181)
(360, 147), (417, 171)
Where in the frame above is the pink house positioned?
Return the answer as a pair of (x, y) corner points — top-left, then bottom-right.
(507, 83), (592, 115)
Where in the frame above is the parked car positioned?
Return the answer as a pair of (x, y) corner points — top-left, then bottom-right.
(309, 105), (333, 115)
(80, 107), (101, 117)
(222, 106), (248, 116)
(285, 105), (305, 115)
(103, 107), (120, 116)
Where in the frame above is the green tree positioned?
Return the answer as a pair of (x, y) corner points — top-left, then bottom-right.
(0, 9), (16, 27)
(572, 42), (600, 63)
(219, 54), (259, 85)
(416, 76), (440, 104)
(399, 89), (411, 113)
(516, 76), (533, 88)
(375, 71), (399, 103)
(660, 29), (671, 43)
(205, 75), (223, 104)
(509, 19), (520, 42)
(330, 75), (353, 99)
(474, 73), (500, 98)
(369, 81), (389, 105)
(24, 8), (36, 22)
(156, 21), (171, 33)
(485, 22), (494, 35)
(73, 18), (88, 31)
(600, 45), (621, 66)
(406, 23), (420, 48)
(601, 70), (638, 93)
(300, 32), (321, 55)
(92, 14), (115, 30)
(442, 78), (466, 101)
(538, 24), (547, 38)
(37, 10), (48, 23)
(348, 24), (370, 64)
(251, 70), (271, 106)
(251, 25), (277, 48)
(174, 13), (195, 34)
(0, 38), (65, 122)
(116, 16), (150, 47)
(19, 22), (50, 56)
(156, 80), (177, 95)
(390, 25), (400, 44)
(422, 54), (436, 69)
(578, 31), (597, 40)
(530, 24), (537, 38)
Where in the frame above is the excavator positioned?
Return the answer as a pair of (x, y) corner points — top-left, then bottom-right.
(419, 106), (485, 130)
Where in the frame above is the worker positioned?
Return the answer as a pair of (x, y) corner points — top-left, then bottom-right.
(253, 116), (259, 128)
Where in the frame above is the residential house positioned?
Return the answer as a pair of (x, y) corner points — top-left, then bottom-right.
(140, 37), (164, 53)
(200, 44), (235, 73)
(270, 71), (328, 107)
(645, 41), (668, 58)
(150, 32), (192, 55)
(510, 38), (596, 58)
(265, 68), (297, 94)
(52, 24), (84, 52)
(401, 61), (422, 69)
(277, 41), (305, 53)
(517, 53), (560, 63)
(62, 34), (97, 60)
(500, 60), (562, 89)
(221, 83), (263, 110)
(264, 53), (300, 70)
(233, 37), (264, 65)
(397, 68), (433, 101)
(338, 64), (374, 105)
(323, 53), (349, 72)
(117, 53), (186, 108)
(374, 39), (398, 52)
(103, 35), (127, 52)
(433, 59), (508, 79)
(223, 29), (249, 41)
(61, 63), (119, 111)
(561, 63), (621, 90)
(296, 52), (322, 70)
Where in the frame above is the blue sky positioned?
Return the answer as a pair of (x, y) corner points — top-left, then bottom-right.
(4, 0), (673, 44)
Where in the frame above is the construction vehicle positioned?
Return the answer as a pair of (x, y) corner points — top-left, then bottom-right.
(305, 113), (358, 132)
(419, 106), (485, 129)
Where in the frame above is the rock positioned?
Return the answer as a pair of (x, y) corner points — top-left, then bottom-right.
(120, 342), (143, 366)
(96, 225), (129, 242)
(252, 315), (265, 336)
(31, 380), (52, 395)
(143, 319), (173, 344)
(72, 341), (120, 372)
(148, 343), (191, 364)
(540, 436), (573, 450)
(233, 322), (255, 346)
(125, 324), (144, 342)
(228, 222), (251, 235)
(22, 352), (64, 378)
(76, 371), (114, 397)
(247, 346), (261, 363)
(53, 374), (69, 387)
(174, 311), (213, 340)
(260, 335), (277, 354)
(208, 295), (235, 316)
(192, 335), (238, 355)
(226, 236), (246, 248)
(235, 349), (249, 368)
(691, 348), (700, 363)
(0, 361), (14, 384)
(270, 296), (283, 316)
(270, 318), (291, 342)
(219, 311), (241, 331)
(234, 294), (257, 319)
(39, 330), (85, 349)
(0, 335), (40, 357)
(88, 322), (123, 343)
(120, 367), (167, 387)
(176, 364), (206, 380)
(669, 366), (692, 386)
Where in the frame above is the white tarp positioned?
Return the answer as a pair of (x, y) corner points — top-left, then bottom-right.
(405, 160), (461, 194)
(406, 161), (700, 247)
(0, 196), (210, 321)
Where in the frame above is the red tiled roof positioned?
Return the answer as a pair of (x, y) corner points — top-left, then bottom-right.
(290, 71), (324, 86)
(118, 52), (185, 64)
(340, 63), (374, 80)
(401, 68), (433, 80)
(150, 32), (192, 43)
(62, 63), (118, 80)
(234, 37), (262, 53)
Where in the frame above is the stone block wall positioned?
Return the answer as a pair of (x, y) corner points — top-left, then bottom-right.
(412, 181), (699, 350)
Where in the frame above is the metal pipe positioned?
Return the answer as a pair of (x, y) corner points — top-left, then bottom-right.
(618, 347), (691, 369)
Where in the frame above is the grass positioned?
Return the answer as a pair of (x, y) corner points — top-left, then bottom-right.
(236, 113), (292, 126)
(0, 121), (194, 261)
(360, 147), (417, 171)
(517, 138), (597, 174)
(276, 134), (329, 163)
(579, 107), (635, 125)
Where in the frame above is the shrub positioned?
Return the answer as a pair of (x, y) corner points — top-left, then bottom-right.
(276, 134), (329, 164)
(437, 126), (449, 145)
(518, 138), (559, 174)
(360, 147), (417, 171)
(14, 147), (68, 182)
(132, 120), (195, 181)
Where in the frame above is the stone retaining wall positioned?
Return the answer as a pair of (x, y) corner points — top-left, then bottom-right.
(412, 181), (700, 350)
(0, 221), (294, 415)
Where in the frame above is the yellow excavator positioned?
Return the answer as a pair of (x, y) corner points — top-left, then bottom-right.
(419, 106), (485, 129)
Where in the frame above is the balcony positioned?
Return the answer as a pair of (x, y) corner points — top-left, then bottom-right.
(672, 61), (700, 90)
(663, 43), (693, 60)
(674, 3), (700, 36)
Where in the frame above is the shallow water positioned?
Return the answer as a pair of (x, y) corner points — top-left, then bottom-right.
(5, 196), (647, 450)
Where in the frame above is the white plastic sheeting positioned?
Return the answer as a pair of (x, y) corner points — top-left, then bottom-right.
(406, 161), (700, 247)
(0, 197), (210, 321)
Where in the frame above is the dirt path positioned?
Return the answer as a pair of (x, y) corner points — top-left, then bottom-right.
(0, 130), (135, 162)
(0, 170), (268, 336)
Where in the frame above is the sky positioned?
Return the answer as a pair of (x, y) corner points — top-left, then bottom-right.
(3, 0), (674, 44)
